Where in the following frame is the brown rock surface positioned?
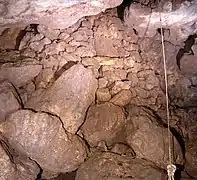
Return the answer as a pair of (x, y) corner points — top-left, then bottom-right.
(0, 142), (39, 180)
(0, 80), (21, 121)
(125, 106), (184, 169)
(25, 64), (97, 134)
(80, 102), (126, 147)
(0, 0), (123, 29)
(0, 63), (42, 87)
(96, 88), (111, 102)
(110, 89), (132, 106)
(0, 110), (87, 177)
(75, 152), (165, 180)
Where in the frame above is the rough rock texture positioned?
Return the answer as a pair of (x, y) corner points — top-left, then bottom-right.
(96, 88), (111, 102)
(185, 143), (197, 178)
(124, 0), (197, 43)
(0, 142), (39, 180)
(0, 80), (21, 121)
(25, 64), (97, 134)
(0, 0), (123, 29)
(80, 102), (126, 147)
(0, 3), (196, 179)
(75, 152), (165, 180)
(110, 89), (132, 106)
(125, 106), (184, 169)
(0, 110), (87, 178)
(0, 63), (42, 87)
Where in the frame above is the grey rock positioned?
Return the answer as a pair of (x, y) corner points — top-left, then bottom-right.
(0, 110), (87, 176)
(25, 64), (97, 134)
(75, 152), (165, 180)
(0, 80), (21, 121)
(125, 106), (184, 169)
(80, 102), (126, 147)
(0, 64), (42, 87)
(0, 0), (123, 29)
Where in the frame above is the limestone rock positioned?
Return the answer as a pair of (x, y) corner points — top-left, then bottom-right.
(110, 89), (132, 106)
(185, 142), (197, 178)
(80, 102), (126, 147)
(124, 1), (197, 43)
(0, 80), (21, 121)
(110, 143), (135, 157)
(25, 64), (97, 134)
(44, 41), (66, 56)
(95, 34), (129, 57)
(180, 55), (197, 76)
(0, 0), (123, 29)
(37, 25), (60, 40)
(0, 143), (16, 180)
(0, 110), (87, 176)
(0, 64), (42, 87)
(29, 37), (51, 53)
(75, 152), (165, 180)
(125, 106), (184, 169)
(98, 77), (109, 88)
(0, 27), (22, 50)
(0, 142), (39, 180)
(111, 81), (131, 95)
(96, 88), (111, 102)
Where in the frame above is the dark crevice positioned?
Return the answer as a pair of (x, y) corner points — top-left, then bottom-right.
(29, 158), (43, 180)
(176, 34), (197, 70)
(23, 108), (70, 141)
(141, 106), (186, 160)
(117, 0), (134, 22)
(133, 28), (138, 35)
(53, 61), (78, 81)
(174, 164), (184, 180)
(15, 24), (39, 50)
(51, 171), (77, 180)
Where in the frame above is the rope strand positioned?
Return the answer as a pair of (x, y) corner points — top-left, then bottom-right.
(159, 15), (172, 165)
(159, 11), (176, 180)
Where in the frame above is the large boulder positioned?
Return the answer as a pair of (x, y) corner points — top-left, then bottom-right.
(0, 80), (21, 121)
(125, 106), (184, 169)
(185, 141), (197, 178)
(75, 152), (165, 180)
(0, 142), (39, 180)
(0, 110), (87, 178)
(0, 63), (42, 87)
(0, 0), (123, 29)
(80, 102), (126, 147)
(25, 64), (97, 134)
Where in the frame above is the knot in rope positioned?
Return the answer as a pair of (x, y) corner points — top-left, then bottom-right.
(167, 164), (176, 180)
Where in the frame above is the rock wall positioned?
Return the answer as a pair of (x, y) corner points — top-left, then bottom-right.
(0, 0), (122, 30)
(0, 2), (197, 180)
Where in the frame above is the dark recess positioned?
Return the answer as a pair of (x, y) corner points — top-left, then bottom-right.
(117, 0), (134, 22)
(176, 34), (197, 70)
(15, 24), (39, 50)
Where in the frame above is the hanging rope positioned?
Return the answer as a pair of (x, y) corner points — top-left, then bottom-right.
(159, 10), (176, 180)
